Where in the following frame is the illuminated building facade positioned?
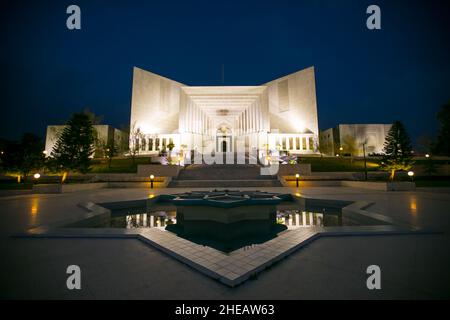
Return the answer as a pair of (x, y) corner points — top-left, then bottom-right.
(129, 66), (319, 159)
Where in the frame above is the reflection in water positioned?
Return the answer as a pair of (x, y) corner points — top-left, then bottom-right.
(277, 210), (341, 228)
(108, 209), (341, 229)
(86, 205), (343, 253)
(110, 210), (177, 228)
(30, 197), (39, 226)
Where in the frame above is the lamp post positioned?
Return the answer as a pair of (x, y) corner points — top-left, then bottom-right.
(362, 142), (368, 181)
(407, 171), (414, 182)
(150, 175), (155, 189)
(295, 173), (300, 187)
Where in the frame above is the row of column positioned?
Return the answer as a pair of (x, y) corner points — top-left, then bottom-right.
(237, 100), (264, 135)
(138, 135), (178, 152)
(281, 212), (323, 227)
(275, 135), (315, 151)
(184, 100), (212, 135)
(125, 214), (176, 228)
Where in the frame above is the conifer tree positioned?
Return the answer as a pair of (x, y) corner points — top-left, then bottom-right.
(381, 121), (414, 181)
(51, 112), (95, 182)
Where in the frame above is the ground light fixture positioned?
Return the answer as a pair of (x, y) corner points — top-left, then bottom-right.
(425, 154), (430, 158)
(33, 173), (40, 185)
(150, 174), (155, 189)
(295, 173), (300, 187)
(407, 171), (414, 182)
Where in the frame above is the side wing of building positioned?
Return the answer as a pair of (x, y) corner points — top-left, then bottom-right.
(130, 67), (185, 136)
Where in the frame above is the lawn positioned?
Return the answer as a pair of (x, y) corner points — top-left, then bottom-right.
(299, 156), (381, 172)
(90, 156), (152, 173)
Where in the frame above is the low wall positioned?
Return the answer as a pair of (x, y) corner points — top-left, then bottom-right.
(281, 177), (415, 191)
(33, 183), (108, 194)
(277, 164), (311, 176)
(279, 177), (341, 187)
(108, 178), (170, 188)
(341, 181), (415, 191)
(32, 178), (169, 193)
(137, 165), (181, 177)
(88, 174), (149, 182)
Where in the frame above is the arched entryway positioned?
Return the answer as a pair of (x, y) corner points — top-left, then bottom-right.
(221, 140), (227, 152)
(216, 124), (232, 153)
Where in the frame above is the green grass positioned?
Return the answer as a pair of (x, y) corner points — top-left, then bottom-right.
(299, 157), (381, 172)
(90, 157), (152, 173)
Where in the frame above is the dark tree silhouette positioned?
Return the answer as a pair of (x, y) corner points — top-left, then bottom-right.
(0, 133), (45, 182)
(50, 112), (95, 182)
(381, 121), (414, 181)
(432, 101), (450, 155)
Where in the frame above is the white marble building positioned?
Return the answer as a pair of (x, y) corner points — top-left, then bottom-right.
(129, 66), (319, 160)
(320, 124), (392, 157)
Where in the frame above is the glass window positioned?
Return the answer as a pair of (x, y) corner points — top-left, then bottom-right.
(149, 138), (153, 151)
(302, 137), (307, 150)
(282, 138), (286, 150)
(289, 137), (293, 150)
(295, 137), (300, 150)
(309, 137), (314, 150)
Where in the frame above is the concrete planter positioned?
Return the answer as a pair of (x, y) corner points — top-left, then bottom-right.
(341, 181), (415, 191)
(137, 164), (181, 177)
(281, 177), (415, 191)
(33, 183), (108, 194)
(277, 164), (312, 176)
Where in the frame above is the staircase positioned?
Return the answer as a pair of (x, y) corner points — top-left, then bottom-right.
(168, 164), (282, 188)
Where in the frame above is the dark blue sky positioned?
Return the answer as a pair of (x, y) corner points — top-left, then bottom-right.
(1, 0), (449, 145)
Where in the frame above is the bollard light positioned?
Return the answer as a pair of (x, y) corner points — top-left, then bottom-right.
(425, 154), (430, 158)
(150, 174), (155, 189)
(407, 171), (414, 182)
(33, 173), (41, 179)
(295, 173), (300, 187)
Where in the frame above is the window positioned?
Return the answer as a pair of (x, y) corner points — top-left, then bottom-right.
(309, 137), (314, 150)
(295, 137), (300, 150)
(155, 138), (160, 150)
(141, 138), (146, 151)
(302, 137), (307, 150)
(149, 138), (153, 151)
(289, 137), (294, 150)
(282, 138), (286, 150)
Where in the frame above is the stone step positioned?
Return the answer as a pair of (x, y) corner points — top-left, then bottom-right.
(177, 164), (276, 180)
(168, 179), (283, 188)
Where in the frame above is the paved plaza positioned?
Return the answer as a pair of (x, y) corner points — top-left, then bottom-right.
(1, 186), (449, 299)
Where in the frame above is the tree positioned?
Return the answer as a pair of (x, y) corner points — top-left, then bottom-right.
(432, 101), (450, 156)
(128, 122), (144, 165)
(0, 133), (45, 182)
(105, 141), (118, 169)
(167, 141), (175, 163)
(50, 112), (95, 182)
(381, 121), (414, 181)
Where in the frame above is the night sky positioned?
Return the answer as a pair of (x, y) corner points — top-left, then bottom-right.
(1, 0), (449, 145)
